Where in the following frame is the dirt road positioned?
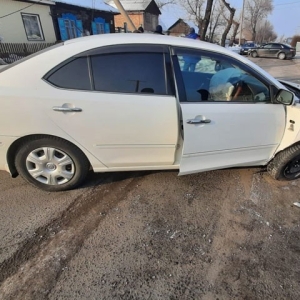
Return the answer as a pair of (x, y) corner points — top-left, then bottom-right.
(0, 57), (300, 300)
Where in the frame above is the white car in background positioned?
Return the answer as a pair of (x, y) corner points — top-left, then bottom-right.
(0, 34), (299, 191)
(226, 44), (242, 54)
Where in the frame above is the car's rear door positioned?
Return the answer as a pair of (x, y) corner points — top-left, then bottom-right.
(43, 45), (179, 169)
(171, 47), (286, 175)
(269, 43), (282, 58)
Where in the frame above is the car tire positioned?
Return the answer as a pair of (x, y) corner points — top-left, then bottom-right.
(15, 136), (90, 191)
(267, 144), (300, 181)
(278, 52), (286, 60)
(251, 51), (258, 58)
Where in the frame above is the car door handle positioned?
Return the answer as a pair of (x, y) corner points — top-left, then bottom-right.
(187, 119), (211, 124)
(52, 106), (82, 112)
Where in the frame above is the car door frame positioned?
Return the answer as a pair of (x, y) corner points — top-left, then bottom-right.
(43, 44), (181, 170)
(258, 44), (272, 57)
(269, 43), (282, 58)
(169, 46), (287, 174)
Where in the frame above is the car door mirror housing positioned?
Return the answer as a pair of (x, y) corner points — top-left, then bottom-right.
(276, 89), (294, 105)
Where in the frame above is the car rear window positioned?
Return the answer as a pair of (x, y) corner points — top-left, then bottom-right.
(46, 57), (91, 90)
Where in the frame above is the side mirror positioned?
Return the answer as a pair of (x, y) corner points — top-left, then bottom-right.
(276, 89), (294, 105)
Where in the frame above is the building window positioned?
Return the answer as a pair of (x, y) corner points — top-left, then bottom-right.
(58, 14), (83, 41)
(96, 23), (105, 34)
(64, 19), (77, 39)
(92, 18), (110, 35)
(21, 13), (44, 41)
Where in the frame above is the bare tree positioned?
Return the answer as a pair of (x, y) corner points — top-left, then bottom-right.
(231, 19), (240, 44)
(178, 0), (214, 40)
(207, 0), (226, 42)
(201, 0), (214, 40)
(255, 19), (277, 43)
(220, 0), (235, 46)
(156, 0), (177, 9)
(245, 0), (273, 42)
(178, 0), (206, 35)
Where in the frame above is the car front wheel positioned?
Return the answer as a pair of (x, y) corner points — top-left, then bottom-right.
(15, 137), (90, 191)
(267, 144), (300, 180)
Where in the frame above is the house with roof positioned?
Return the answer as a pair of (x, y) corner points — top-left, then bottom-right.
(0, 0), (57, 43)
(159, 7), (199, 37)
(107, 0), (161, 32)
(160, 18), (199, 37)
(51, 0), (119, 41)
(0, 0), (119, 44)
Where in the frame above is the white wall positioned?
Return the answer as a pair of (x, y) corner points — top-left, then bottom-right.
(0, 0), (56, 43)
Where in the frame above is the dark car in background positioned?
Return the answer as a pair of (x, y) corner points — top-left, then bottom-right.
(248, 43), (296, 60)
(240, 42), (256, 55)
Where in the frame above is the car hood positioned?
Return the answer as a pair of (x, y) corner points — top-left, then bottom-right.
(278, 79), (300, 102)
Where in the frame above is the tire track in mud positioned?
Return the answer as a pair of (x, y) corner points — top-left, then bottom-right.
(201, 169), (260, 299)
(0, 172), (144, 300)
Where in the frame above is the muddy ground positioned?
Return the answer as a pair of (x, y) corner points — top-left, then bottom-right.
(0, 56), (300, 300)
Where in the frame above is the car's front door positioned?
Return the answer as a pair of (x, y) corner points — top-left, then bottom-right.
(172, 48), (286, 175)
(258, 44), (272, 57)
(44, 46), (179, 169)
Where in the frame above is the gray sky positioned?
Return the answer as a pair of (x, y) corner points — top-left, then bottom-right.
(230, 0), (300, 38)
(160, 0), (300, 39)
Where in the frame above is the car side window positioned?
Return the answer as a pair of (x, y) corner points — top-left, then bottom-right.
(264, 44), (272, 49)
(46, 57), (91, 90)
(91, 53), (170, 95)
(175, 50), (270, 103)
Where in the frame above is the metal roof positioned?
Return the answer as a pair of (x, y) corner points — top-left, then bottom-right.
(107, 0), (153, 11)
(54, 0), (119, 13)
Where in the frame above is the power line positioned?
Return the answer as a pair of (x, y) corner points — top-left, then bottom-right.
(274, 1), (300, 6)
(0, 0), (44, 19)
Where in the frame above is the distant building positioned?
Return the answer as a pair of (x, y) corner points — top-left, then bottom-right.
(0, 0), (56, 43)
(0, 0), (119, 43)
(160, 17), (198, 37)
(107, 0), (161, 32)
(51, 0), (119, 41)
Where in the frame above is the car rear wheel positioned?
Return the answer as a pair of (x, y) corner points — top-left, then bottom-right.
(278, 52), (286, 60)
(15, 137), (90, 191)
(267, 144), (300, 180)
(251, 51), (258, 58)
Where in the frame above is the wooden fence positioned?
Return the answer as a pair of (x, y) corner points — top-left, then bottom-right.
(0, 43), (55, 63)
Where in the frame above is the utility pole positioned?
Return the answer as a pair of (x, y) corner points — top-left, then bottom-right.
(239, 0), (245, 45)
(113, 0), (137, 31)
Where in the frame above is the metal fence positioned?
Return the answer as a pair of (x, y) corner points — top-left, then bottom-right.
(0, 43), (55, 64)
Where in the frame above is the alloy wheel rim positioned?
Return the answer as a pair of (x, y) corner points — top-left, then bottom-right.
(25, 147), (75, 185)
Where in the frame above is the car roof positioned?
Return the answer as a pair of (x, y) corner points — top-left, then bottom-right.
(0, 33), (286, 91)
(64, 33), (233, 55)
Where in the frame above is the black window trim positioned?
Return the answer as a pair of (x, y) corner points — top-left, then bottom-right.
(43, 56), (93, 91)
(171, 46), (279, 104)
(75, 43), (170, 57)
(43, 44), (174, 96)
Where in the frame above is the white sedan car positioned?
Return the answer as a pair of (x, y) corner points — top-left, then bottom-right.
(0, 34), (299, 191)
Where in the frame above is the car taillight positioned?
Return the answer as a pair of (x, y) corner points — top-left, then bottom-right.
(290, 49), (295, 51)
